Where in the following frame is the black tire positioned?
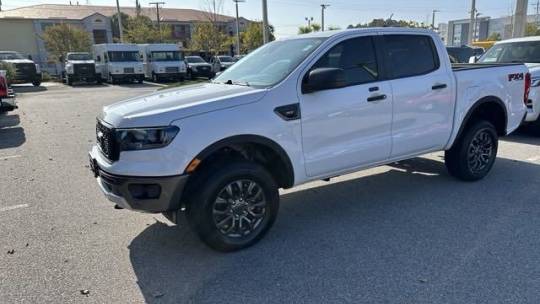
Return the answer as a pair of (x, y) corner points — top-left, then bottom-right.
(96, 77), (102, 85)
(138, 77), (144, 84)
(67, 75), (73, 86)
(445, 120), (498, 181)
(185, 161), (279, 252)
(187, 70), (193, 80)
(151, 73), (158, 83)
(32, 80), (41, 87)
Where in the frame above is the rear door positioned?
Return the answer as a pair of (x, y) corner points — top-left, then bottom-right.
(382, 34), (455, 157)
(300, 35), (393, 177)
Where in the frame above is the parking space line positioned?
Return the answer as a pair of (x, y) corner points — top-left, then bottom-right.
(1, 155), (22, 160)
(0, 204), (29, 213)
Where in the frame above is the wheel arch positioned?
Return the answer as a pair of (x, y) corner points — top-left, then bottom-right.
(184, 134), (295, 189)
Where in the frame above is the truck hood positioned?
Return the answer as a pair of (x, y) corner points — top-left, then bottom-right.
(101, 82), (266, 128)
(1, 59), (34, 64)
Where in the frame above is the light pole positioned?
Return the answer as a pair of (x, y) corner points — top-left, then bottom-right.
(262, 0), (269, 44)
(321, 4), (330, 31)
(115, 0), (124, 42)
(150, 2), (165, 42)
(467, 0), (476, 45)
(473, 12), (481, 42)
(233, 0), (245, 56)
(431, 9), (439, 30)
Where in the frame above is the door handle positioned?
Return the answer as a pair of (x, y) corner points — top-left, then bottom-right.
(432, 84), (447, 90)
(367, 94), (387, 102)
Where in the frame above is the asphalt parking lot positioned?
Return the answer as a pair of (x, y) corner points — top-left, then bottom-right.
(1, 82), (540, 304)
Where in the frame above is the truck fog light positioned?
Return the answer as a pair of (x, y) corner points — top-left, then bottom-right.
(128, 184), (161, 200)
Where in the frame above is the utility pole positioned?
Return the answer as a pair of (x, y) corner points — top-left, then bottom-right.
(473, 12), (481, 42)
(321, 4), (330, 31)
(467, 0), (476, 45)
(431, 9), (439, 29)
(305, 17), (313, 27)
(115, 0), (124, 43)
(0, 0), (3, 12)
(262, 0), (269, 44)
(532, 0), (540, 26)
(513, 0), (528, 38)
(150, 2), (166, 42)
(233, 0), (245, 56)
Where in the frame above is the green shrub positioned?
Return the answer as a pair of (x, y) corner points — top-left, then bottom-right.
(0, 62), (16, 83)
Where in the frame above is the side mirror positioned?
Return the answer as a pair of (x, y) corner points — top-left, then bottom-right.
(96, 55), (101, 62)
(28, 55), (33, 60)
(469, 55), (478, 63)
(302, 68), (347, 94)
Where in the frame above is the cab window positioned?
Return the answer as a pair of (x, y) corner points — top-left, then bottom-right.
(383, 35), (440, 79)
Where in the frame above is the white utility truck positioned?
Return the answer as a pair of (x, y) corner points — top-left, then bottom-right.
(477, 36), (540, 133)
(139, 44), (187, 82)
(89, 28), (529, 251)
(63, 52), (101, 85)
(93, 44), (144, 84)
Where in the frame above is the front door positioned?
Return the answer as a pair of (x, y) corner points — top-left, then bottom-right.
(300, 35), (393, 177)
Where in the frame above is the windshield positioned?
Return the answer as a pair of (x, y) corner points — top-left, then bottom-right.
(218, 56), (234, 63)
(67, 53), (92, 60)
(0, 52), (25, 60)
(214, 38), (326, 88)
(151, 51), (182, 61)
(479, 41), (540, 63)
(186, 56), (206, 63)
(446, 47), (473, 63)
(107, 51), (140, 62)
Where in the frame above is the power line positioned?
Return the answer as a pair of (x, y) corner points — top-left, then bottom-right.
(149, 1), (165, 42)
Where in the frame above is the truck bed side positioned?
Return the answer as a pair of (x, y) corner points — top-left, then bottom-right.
(445, 63), (528, 149)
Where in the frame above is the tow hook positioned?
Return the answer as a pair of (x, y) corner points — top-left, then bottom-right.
(114, 204), (124, 210)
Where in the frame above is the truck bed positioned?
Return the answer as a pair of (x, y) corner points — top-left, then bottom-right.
(452, 63), (523, 71)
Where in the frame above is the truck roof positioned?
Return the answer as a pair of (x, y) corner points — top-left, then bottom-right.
(282, 27), (437, 40)
(495, 36), (540, 44)
(138, 44), (181, 51)
(92, 43), (140, 51)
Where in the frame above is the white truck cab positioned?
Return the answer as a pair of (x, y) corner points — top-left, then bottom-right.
(90, 28), (528, 252)
(63, 52), (101, 85)
(478, 36), (540, 132)
(93, 44), (144, 84)
(139, 44), (187, 82)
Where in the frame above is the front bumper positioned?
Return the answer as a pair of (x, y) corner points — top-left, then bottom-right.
(111, 73), (144, 81)
(0, 96), (17, 112)
(89, 153), (189, 213)
(156, 72), (186, 78)
(13, 73), (41, 84)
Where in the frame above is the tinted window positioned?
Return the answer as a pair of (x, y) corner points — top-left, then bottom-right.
(312, 36), (379, 86)
(384, 35), (439, 78)
(446, 47), (474, 63)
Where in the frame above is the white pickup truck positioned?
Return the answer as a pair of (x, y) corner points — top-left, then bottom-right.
(89, 28), (528, 251)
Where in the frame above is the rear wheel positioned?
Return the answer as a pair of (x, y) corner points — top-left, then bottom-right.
(66, 75), (73, 86)
(185, 161), (279, 252)
(445, 120), (498, 181)
(138, 76), (144, 84)
(32, 79), (41, 87)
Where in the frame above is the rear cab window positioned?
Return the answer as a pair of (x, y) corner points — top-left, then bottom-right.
(383, 35), (440, 79)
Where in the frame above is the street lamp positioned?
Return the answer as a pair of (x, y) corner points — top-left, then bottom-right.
(233, 0), (245, 56)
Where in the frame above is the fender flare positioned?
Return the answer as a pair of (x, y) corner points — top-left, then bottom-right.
(454, 96), (508, 142)
(187, 134), (295, 188)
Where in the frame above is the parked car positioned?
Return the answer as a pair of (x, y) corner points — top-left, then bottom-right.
(0, 51), (41, 86)
(185, 56), (214, 79)
(0, 70), (16, 112)
(93, 44), (144, 84)
(89, 28), (528, 252)
(210, 55), (235, 73)
(446, 46), (484, 63)
(233, 55), (246, 62)
(62, 52), (101, 85)
(139, 44), (187, 82)
(477, 36), (540, 131)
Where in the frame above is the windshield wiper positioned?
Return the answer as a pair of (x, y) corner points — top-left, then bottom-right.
(220, 79), (250, 87)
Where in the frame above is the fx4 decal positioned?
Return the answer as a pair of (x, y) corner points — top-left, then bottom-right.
(508, 73), (524, 82)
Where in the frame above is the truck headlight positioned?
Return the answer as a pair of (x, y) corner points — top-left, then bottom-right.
(116, 126), (179, 151)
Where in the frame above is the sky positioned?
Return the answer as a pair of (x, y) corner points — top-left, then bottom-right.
(2, 0), (522, 37)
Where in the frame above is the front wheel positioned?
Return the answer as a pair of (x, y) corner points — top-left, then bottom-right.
(186, 161), (279, 252)
(32, 80), (41, 87)
(445, 120), (498, 181)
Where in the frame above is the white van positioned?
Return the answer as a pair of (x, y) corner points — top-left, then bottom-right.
(139, 44), (187, 82)
(93, 44), (144, 84)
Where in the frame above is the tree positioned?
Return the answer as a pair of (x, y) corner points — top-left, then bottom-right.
(327, 25), (341, 31)
(526, 23), (540, 36)
(190, 22), (228, 54)
(298, 23), (322, 34)
(124, 15), (170, 43)
(42, 23), (92, 61)
(486, 32), (502, 41)
(241, 22), (275, 53)
(348, 18), (428, 29)
(111, 12), (130, 42)
(0, 62), (16, 83)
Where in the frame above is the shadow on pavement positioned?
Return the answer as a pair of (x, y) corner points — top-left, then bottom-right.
(502, 129), (540, 146)
(0, 113), (25, 149)
(116, 82), (162, 89)
(128, 157), (540, 303)
(11, 85), (48, 93)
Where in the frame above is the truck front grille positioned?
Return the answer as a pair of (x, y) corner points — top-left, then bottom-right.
(74, 63), (95, 76)
(165, 67), (179, 73)
(96, 120), (118, 161)
(14, 63), (36, 80)
(124, 67), (134, 74)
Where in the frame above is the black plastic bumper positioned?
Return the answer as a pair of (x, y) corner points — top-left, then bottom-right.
(89, 156), (189, 213)
(0, 97), (17, 112)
